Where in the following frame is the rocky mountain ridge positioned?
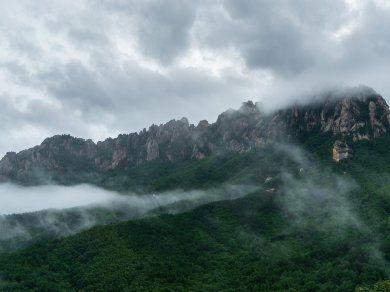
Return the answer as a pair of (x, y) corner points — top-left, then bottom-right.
(1, 88), (390, 182)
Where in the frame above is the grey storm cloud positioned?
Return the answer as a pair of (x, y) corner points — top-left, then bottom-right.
(195, 0), (350, 75)
(0, 0), (390, 157)
(134, 0), (199, 64)
(95, 0), (199, 63)
(341, 3), (390, 64)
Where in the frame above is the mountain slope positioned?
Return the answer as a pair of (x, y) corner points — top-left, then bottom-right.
(1, 128), (390, 290)
(1, 133), (390, 290)
(1, 87), (390, 291)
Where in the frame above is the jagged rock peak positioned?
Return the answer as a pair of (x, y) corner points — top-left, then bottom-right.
(197, 120), (210, 128)
(269, 89), (390, 141)
(239, 100), (261, 115)
(180, 117), (189, 125)
(0, 86), (389, 183)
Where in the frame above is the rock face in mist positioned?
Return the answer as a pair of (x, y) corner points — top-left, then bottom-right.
(1, 88), (389, 182)
(332, 140), (352, 162)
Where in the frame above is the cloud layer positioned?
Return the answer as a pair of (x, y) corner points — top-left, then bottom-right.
(1, 0), (390, 156)
(0, 183), (255, 252)
(0, 183), (254, 216)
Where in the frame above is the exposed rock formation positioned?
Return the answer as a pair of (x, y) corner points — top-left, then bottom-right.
(332, 140), (352, 162)
(0, 88), (389, 182)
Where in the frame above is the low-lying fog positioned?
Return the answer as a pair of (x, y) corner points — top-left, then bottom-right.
(0, 184), (120, 215)
(0, 183), (255, 216)
(0, 183), (256, 252)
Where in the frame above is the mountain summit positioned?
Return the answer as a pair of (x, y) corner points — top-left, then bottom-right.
(1, 87), (389, 183)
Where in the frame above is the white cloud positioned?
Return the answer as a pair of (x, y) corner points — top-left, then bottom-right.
(0, 183), (255, 246)
(0, 184), (117, 215)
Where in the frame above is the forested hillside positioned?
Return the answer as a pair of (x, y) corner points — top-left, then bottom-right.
(1, 132), (390, 291)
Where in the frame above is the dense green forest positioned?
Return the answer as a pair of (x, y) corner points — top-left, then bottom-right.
(1, 133), (390, 291)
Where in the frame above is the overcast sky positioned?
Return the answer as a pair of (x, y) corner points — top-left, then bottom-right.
(1, 0), (390, 157)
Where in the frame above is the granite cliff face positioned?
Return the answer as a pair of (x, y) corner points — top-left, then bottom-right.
(1, 89), (389, 182)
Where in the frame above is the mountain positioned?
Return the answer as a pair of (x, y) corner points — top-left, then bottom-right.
(2, 87), (390, 291)
(1, 87), (389, 185)
(1, 133), (390, 291)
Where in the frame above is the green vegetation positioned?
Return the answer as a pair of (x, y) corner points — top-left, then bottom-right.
(356, 280), (390, 292)
(0, 191), (387, 291)
(1, 133), (390, 291)
(91, 145), (288, 192)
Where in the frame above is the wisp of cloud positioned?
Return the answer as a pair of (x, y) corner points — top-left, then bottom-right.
(0, 183), (256, 252)
(0, 183), (120, 215)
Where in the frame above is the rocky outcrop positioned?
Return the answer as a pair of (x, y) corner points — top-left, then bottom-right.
(146, 139), (159, 161)
(0, 87), (389, 182)
(267, 93), (390, 141)
(332, 140), (352, 162)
